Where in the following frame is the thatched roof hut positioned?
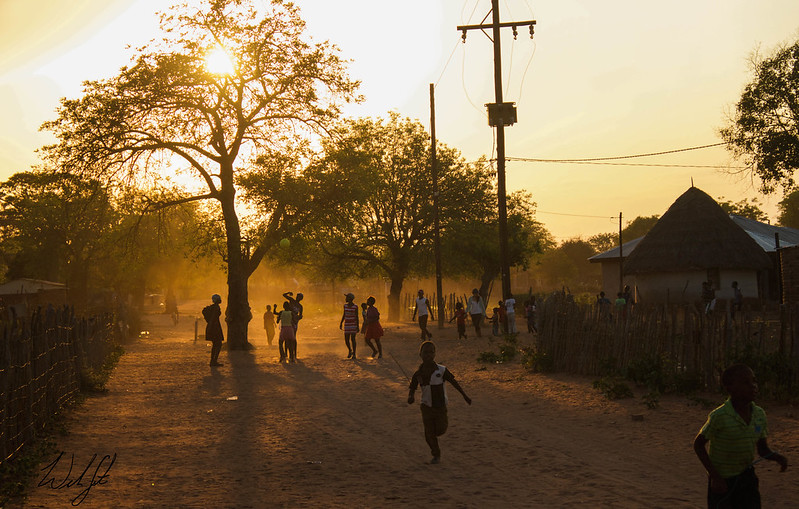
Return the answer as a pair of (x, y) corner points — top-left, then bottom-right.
(624, 187), (772, 275)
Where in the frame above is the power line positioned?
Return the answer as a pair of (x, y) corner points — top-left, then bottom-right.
(505, 159), (740, 169)
(507, 142), (726, 163)
(536, 210), (618, 219)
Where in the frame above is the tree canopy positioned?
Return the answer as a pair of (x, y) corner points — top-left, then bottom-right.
(721, 39), (799, 193)
(40, 0), (359, 348)
(717, 196), (769, 222)
(300, 113), (495, 320)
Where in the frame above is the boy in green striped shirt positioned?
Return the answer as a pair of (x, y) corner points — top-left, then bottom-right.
(693, 364), (788, 508)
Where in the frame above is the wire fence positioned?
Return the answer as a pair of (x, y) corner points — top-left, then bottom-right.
(535, 292), (799, 394)
(0, 305), (119, 466)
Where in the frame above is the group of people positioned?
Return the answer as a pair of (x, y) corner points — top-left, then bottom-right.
(338, 293), (384, 359)
(201, 293), (790, 503)
(413, 288), (537, 340)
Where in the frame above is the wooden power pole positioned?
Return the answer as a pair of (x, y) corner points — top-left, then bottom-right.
(430, 83), (444, 329)
(458, 1), (535, 301)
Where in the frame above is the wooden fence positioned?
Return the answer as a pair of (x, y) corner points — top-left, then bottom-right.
(535, 292), (799, 392)
(0, 306), (118, 465)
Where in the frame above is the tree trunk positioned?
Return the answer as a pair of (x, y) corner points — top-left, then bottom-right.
(388, 276), (404, 322)
(219, 176), (251, 350)
(480, 267), (498, 305)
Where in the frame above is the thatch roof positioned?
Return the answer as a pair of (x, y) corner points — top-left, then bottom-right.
(624, 187), (772, 274)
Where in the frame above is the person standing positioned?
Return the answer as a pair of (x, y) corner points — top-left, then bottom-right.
(202, 294), (224, 367)
(283, 291), (304, 334)
(263, 304), (276, 346)
(731, 281), (743, 319)
(412, 289), (434, 341)
(339, 293), (360, 359)
(466, 288), (485, 337)
(694, 364), (788, 508)
(276, 302), (297, 362)
(504, 295), (518, 334)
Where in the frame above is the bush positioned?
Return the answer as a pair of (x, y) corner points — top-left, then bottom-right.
(592, 376), (633, 400)
(520, 347), (554, 373)
(79, 344), (124, 392)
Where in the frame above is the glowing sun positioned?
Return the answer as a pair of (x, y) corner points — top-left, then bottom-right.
(205, 48), (235, 75)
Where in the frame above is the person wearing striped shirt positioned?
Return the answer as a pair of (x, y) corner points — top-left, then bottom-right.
(693, 364), (788, 508)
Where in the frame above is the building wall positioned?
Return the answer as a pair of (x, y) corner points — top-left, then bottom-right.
(626, 269), (759, 304)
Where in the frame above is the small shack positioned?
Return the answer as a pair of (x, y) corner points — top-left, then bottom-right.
(0, 278), (69, 317)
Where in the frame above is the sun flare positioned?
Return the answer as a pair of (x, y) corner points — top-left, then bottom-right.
(205, 47), (235, 75)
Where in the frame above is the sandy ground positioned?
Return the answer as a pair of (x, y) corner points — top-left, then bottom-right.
(13, 307), (799, 508)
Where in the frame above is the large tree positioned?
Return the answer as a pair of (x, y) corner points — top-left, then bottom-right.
(0, 170), (116, 305)
(721, 39), (799, 193)
(778, 189), (799, 228)
(717, 196), (769, 222)
(303, 114), (490, 321)
(41, 0), (359, 348)
(443, 190), (553, 297)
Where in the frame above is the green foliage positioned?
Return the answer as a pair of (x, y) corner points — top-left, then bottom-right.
(592, 377), (633, 400)
(531, 238), (602, 293)
(717, 196), (769, 222)
(625, 353), (703, 397)
(642, 391), (661, 409)
(0, 432), (59, 506)
(720, 39), (799, 193)
(79, 345), (125, 393)
(520, 346), (554, 373)
(727, 342), (799, 402)
(477, 334), (518, 364)
(778, 189), (799, 228)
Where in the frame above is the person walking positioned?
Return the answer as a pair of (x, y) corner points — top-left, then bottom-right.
(339, 293), (360, 359)
(466, 288), (485, 337)
(412, 289), (434, 341)
(363, 296), (384, 358)
(202, 294), (224, 367)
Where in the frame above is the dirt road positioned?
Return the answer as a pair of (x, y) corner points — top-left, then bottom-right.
(16, 311), (799, 508)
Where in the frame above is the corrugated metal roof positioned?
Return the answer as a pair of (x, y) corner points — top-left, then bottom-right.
(0, 278), (67, 295)
(728, 214), (799, 252)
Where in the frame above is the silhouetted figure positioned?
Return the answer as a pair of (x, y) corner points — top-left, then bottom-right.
(412, 289), (434, 341)
(466, 288), (485, 337)
(339, 293), (360, 359)
(203, 294), (224, 367)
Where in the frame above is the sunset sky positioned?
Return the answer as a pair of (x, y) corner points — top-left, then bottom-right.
(1, 0), (798, 241)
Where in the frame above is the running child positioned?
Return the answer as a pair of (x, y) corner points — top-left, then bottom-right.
(339, 293), (360, 359)
(449, 301), (467, 340)
(407, 341), (472, 464)
(694, 363), (788, 508)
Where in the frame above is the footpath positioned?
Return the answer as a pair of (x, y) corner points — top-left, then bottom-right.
(12, 311), (799, 508)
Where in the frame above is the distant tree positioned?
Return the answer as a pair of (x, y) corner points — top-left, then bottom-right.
(778, 189), (799, 228)
(0, 170), (117, 305)
(717, 196), (769, 222)
(41, 0), (359, 348)
(720, 39), (799, 193)
(303, 114), (491, 321)
(443, 191), (553, 297)
(532, 239), (601, 293)
(587, 232), (616, 254)
(587, 215), (659, 255)
(622, 215), (659, 240)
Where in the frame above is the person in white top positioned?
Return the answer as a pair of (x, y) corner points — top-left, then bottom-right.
(412, 289), (434, 340)
(504, 295), (517, 334)
(466, 288), (486, 337)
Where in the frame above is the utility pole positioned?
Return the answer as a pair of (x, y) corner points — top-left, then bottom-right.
(430, 83), (444, 329)
(618, 212), (624, 294)
(458, 1), (535, 301)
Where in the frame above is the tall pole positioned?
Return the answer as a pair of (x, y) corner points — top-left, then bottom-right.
(430, 83), (444, 329)
(457, 2), (535, 302)
(618, 212), (624, 294)
(491, 0), (511, 301)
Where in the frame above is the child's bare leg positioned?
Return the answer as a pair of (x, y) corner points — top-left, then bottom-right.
(364, 338), (377, 356)
(375, 338), (382, 358)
